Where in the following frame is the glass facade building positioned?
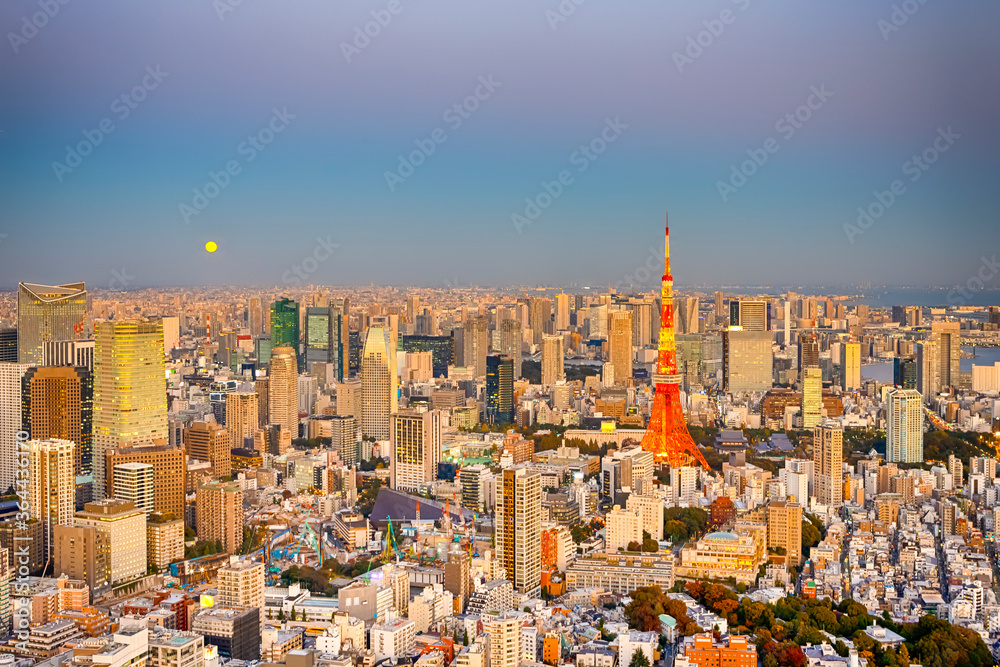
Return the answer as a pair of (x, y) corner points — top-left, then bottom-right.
(270, 298), (299, 350)
(17, 282), (88, 365)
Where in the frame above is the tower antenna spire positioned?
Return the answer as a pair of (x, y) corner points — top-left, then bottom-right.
(640, 215), (710, 469)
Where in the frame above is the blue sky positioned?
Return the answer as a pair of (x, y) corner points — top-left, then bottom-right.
(1, 0), (998, 289)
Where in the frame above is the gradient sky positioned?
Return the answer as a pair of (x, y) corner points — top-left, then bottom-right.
(1, 0), (998, 290)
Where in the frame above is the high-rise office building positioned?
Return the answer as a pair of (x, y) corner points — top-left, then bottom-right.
(589, 304), (608, 340)
(268, 346), (299, 438)
(798, 331), (820, 369)
(723, 330), (772, 394)
(184, 422), (232, 478)
(225, 392), (258, 450)
(28, 438), (76, 558)
(305, 306), (331, 365)
(714, 291), (725, 321)
(390, 410), (442, 492)
(813, 422), (843, 507)
(463, 316), (489, 378)
(22, 365), (93, 477)
(0, 363), (30, 492)
(0, 327), (16, 362)
(893, 357), (917, 389)
(92, 320), (168, 501)
(930, 321), (961, 391)
(887, 389), (923, 463)
(529, 298), (552, 346)
(729, 299), (768, 332)
(766, 501), (802, 566)
(104, 445), (186, 518)
(555, 294), (570, 331)
(629, 300), (654, 347)
(41, 340), (95, 371)
(915, 341), (939, 398)
(608, 310), (633, 385)
(677, 297), (699, 335)
(196, 480), (244, 554)
(406, 295), (421, 330)
(540, 335), (564, 387)
(486, 355), (514, 424)
(270, 298), (299, 350)
(112, 462), (155, 514)
(843, 342), (861, 391)
(73, 499), (146, 584)
(248, 296), (265, 335)
(17, 282), (87, 365)
(53, 524), (110, 592)
(496, 467), (542, 595)
(801, 367), (823, 430)
(360, 327), (397, 441)
(499, 319), (522, 379)
(329, 299), (350, 381)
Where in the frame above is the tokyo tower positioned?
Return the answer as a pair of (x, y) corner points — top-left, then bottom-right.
(640, 216), (710, 469)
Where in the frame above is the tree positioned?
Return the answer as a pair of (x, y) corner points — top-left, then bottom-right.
(641, 537), (659, 552)
(277, 608), (285, 621)
(627, 540), (642, 552)
(628, 651), (651, 667)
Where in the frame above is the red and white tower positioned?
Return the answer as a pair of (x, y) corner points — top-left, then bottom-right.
(640, 216), (710, 469)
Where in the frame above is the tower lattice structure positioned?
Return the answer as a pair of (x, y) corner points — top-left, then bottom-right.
(640, 217), (710, 469)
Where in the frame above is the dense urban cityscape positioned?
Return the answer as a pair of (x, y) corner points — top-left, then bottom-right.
(0, 223), (998, 667)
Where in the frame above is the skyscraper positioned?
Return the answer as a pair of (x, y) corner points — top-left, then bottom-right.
(608, 310), (633, 386)
(813, 422), (843, 507)
(0, 327), (17, 363)
(196, 480), (244, 554)
(248, 296), (265, 335)
(714, 291), (725, 321)
(496, 467), (542, 595)
(360, 326), (397, 441)
(499, 318), (522, 379)
(540, 335), (564, 387)
(92, 320), (168, 501)
(28, 438), (76, 558)
(0, 363), (30, 492)
(915, 341), (939, 398)
(112, 462), (155, 514)
(330, 298), (350, 382)
(305, 306), (331, 365)
(74, 499), (146, 584)
(225, 392), (259, 449)
(270, 298), (299, 350)
(930, 321), (961, 391)
(17, 282), (87, 365)
(463, 316), (489, 378)
(801, 367), (823, 430)
(528, 297), (552, 346)
(766, 500), (802, 566)
(893, 357), (917, 389)
(554, 294), (570, 330)
(390, 410), (442, 492)
(104, 444), (185, 518)
(729, 299), (768, 332)
(843, 342), (861, 391)
(22, 365), (93, 477)
(723, 330), (773, 394)
(268, 346), (299, 438)
(184, 422), (233, 478)
(798, 331), (820, 370)
(486, 355), (514, 424)
(677, 296), (699, 335)
(887, 389), (923, 463)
